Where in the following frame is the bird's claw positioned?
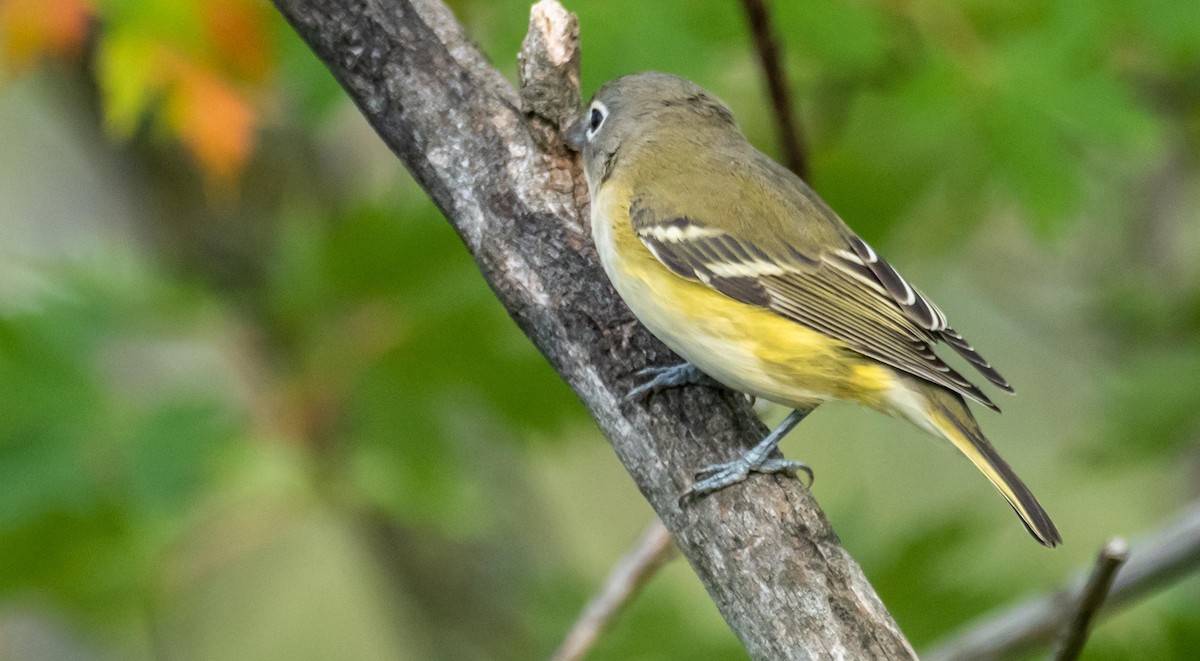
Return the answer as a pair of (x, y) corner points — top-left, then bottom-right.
(625, 363), (712, 402)
(679, 457), (813, 506)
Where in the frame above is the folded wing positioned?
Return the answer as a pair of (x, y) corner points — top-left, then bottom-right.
(630, 195), (1010, 410)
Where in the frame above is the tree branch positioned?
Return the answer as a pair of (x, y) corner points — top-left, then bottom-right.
(926, 503), (1200, 661)
(551, 519), (677, 661)
(270, 0), (914, 657)
(739, 0), (808, 180)
(552, 5), (811, 650)
(1053, 538), (1128, 661)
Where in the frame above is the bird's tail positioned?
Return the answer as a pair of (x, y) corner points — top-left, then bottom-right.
(909, 385), (1061, 547)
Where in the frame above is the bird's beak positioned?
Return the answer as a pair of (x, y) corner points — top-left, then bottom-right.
(564, 115), (587, 152)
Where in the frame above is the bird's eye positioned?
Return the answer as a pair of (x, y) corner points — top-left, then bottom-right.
(586, 104), (607, 138)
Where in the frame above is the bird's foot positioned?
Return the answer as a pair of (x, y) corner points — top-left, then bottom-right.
(677, 408), (814, 505)
(680, 456), (812, 505)
(625, 362), (717, 402)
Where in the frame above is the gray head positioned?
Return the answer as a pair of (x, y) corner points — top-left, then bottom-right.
(565, 72), (738, 185)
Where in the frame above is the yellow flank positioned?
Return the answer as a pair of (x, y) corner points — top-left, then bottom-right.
(592, 180), (897, 411)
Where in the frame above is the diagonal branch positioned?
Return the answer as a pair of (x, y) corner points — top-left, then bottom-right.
(739, 0), (808, 180)
(1053, 538), (1128, 661)
(926, 502), (1200, 661)
(270, 0), (914, 657)
(551, 519), (677, 661)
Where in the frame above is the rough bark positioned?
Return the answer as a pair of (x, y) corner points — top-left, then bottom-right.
(270, 0), (915, 657)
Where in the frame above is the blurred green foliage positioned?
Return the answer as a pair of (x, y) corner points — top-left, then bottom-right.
(2, 0), (1200, 659)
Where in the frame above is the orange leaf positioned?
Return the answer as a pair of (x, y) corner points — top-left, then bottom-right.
(0, 0), (93, 71)
(201, 0), (272, 83)
(165, 62), (255, 187)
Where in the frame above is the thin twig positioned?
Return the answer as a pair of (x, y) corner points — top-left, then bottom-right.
(1053, 538), (1129, 661)
(926, 502), (1200, 661)
(739, 0), (809, 180)
(551, 520), (678, 661)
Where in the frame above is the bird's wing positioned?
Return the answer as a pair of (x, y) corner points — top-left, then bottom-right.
(629, 193), (1011, 411)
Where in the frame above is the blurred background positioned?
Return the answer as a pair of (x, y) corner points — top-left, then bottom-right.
(1, 0), (1198, 658)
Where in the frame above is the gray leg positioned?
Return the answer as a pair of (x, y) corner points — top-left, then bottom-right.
(626, 362), (718, 402)
(680, 408), (813, 504)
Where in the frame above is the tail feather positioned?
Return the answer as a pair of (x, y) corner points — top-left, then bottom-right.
(917, 387), (1061, 547)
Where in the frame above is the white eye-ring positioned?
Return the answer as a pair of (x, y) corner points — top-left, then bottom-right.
(586, 102), (608, 140)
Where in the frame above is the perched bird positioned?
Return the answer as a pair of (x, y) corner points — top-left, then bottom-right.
(564, 72), (1060, 547)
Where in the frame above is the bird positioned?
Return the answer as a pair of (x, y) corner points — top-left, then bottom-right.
(563, 71), (1060, 547)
